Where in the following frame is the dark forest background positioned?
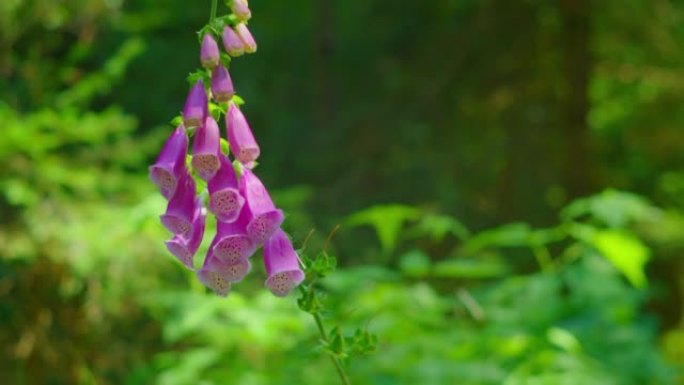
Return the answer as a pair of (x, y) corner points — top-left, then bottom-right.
(1, 0), (684, 384)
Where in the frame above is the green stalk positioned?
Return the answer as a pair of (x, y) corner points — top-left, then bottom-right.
(299, 285), (352, 385)
(209, 0), (218, 24)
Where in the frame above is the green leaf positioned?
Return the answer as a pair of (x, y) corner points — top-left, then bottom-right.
(311, 252), (337, 277)
(231, 94), (245, 106)
(297, 287), (323, 314)
(170, 115), (183, 127)
(219, 52), (232, 68)
(346, 204), (420, 254)
(561, 189), (659, 227)
(546, 327), (582, 354)
(407, 213), (471, 241)
(463, 223), (532, 252)
(399, 249), (431, 277)
(433, 258), (510, 279)
(591, 229), (650, 288)
(329, 327), (346, 357)
(187, 69), (209, 86)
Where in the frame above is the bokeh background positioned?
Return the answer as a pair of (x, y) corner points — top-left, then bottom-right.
(2, 0), (684, 384)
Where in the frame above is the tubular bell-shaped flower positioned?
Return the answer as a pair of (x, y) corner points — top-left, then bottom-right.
(226, 103), (260, 166)
(191, 116), (221, 180)
(231, 0), (251, 21)
(222, 26), (244, 57)
(160, 172), (198, 240)
(183, 80), (208, 129)
(200, 33), (220, 69)
(197, 255), (232, 297)
(235, 23), (257, 53)
(208, 154), (244, 222)
(211, 213), (256, 264)
(199, 244), (252, 293)
(263, 229), (304, 297)
(211, 65), (235, 103)
(239, 168), (284, 245)
(165, 204), (206, 269)
(149, 126), (188, 199)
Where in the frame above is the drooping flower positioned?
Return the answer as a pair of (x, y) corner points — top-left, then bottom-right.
(231, 0), (251, 21)
(263, 229), (305, 297)
(183, 80), (208, 129)
(222, 26), (244, 57)
(197, 264), (232, 297)
(226, 103), (260, 166)
(149, 126), (188, 199)
(165, 204), (206, 269)
(239, 168), (284, 245)
(211, 65), (235, 103)
(235, 23), (257, 53)
(160, 172), (198, 240)
(198, 245), (252, 296)
(200, 33), (220, 69)
(208, 154), (244, 222)
(191, 116), (221, 181)
(211, 209), (256, 264)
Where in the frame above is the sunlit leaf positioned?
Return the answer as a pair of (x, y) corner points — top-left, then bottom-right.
(591, 229), (650, 288)
(346, 204), (420, 254)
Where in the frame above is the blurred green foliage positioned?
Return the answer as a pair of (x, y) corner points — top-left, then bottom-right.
(1, 0), (684, 384)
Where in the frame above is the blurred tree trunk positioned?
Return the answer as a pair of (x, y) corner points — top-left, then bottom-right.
(314, 0), (335, 126)
(560, 0), (595, 198)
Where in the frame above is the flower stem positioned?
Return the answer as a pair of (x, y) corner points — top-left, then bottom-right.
(299, 285), (352, 385)
(313, 312), (352, 385)
(209, 0), (218, 24)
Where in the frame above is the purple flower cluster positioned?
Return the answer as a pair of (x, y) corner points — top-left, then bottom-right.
(149, 2), (303, 297)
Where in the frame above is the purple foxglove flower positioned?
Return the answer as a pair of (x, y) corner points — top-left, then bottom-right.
(165, 204), (206, 269)
(197, 267), (232, 297)
(235, 23), (257, 53)
(199, 247), (252, 289)
(183, 80), (208, 129)
(208, 154), (244, 222)
(211, 209), (256, 264)
(191, 116), (221, 181)
(231, 0), (251, 21)
(160, 172), (197, 240)
(263, 229), (305, 297)
(226, 103), (260, 166)
(200, 33), (220, 69)
(222, 26), (244, 57)
(239, 168), (285, 245)
(149, 126), (188, 199)
(211, 65), (235, 103)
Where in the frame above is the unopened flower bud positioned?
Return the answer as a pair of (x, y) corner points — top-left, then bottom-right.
(200, 33), (220, 69)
